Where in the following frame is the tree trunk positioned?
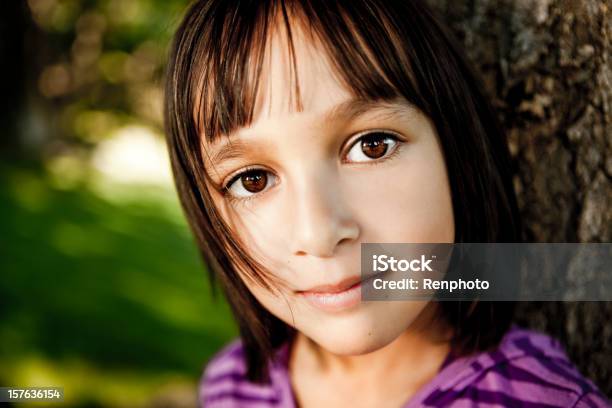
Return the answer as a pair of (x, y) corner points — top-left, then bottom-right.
(427, 0), (612, 395)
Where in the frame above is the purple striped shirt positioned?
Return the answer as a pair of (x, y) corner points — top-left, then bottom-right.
(199, 327), (610, 407)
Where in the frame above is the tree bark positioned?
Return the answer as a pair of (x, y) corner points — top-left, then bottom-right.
(427, 0), (612, 395)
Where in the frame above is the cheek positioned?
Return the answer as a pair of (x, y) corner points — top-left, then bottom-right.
(212, 191), (292, 277)
(349, 138), (454, 243)
(240, 284), (292, 328)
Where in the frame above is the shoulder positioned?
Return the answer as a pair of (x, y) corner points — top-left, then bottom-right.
(424, 327), (610, 407)
(198, 338), (287, 408)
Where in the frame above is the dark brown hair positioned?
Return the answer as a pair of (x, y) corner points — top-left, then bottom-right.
(164, 0), (522, 383)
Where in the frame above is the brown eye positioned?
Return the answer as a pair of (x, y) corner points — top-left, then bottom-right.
(345, 131), (400, 163)
(225, 168), (277, 200)
(361, 134), (389, 159)
(241, 170), (267, 193)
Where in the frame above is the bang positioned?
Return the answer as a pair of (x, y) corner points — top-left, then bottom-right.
(178, 0), (428, 146)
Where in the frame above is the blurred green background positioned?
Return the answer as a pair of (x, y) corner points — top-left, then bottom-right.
(0, 1), (237, 407)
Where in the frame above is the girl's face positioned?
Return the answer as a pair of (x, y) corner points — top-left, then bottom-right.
(204, 25), (454, 355)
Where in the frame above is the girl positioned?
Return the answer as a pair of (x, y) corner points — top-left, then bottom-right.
(164, 0), (609, 406)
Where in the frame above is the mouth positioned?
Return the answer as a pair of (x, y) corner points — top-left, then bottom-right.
(296, 275), (375, 313)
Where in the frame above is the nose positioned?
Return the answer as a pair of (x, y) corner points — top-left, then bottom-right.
(289, 167), (360, 258)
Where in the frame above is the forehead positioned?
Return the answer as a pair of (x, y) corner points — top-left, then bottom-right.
(250, 19), (352, 123)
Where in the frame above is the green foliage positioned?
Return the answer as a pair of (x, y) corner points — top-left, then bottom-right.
(0, 164), (237, 406)
(1, 2), (244, 405)
(28, 0), (191, 145)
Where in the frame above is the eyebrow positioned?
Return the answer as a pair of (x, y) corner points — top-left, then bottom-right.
(206, 96), (413, 166)
(322, 96), (411, 124)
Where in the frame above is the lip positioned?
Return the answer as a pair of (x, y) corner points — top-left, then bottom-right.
(299, 275), (362, 294)
(296, 275), (369, 313)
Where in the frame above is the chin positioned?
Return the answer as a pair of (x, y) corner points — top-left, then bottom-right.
(303, 305), (416, 355)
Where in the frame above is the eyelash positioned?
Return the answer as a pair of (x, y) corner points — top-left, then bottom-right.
(221, 130), (404, 204)
(222, 165), (266, 205)
(341, 129), (403, 165)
